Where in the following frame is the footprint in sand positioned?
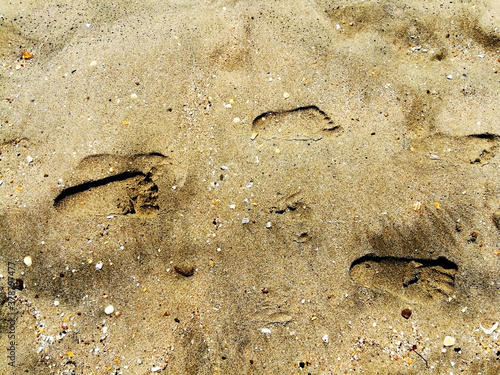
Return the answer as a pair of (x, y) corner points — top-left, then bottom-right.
(349, 255), (458, 303)
(53, 153), (169, 216)
(252, 105), (341, 141)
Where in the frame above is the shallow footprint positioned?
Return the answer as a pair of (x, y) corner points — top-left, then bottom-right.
(53, 153), (168, 216)
(252, 105), (340, 141)
(349, 255), (458, 303)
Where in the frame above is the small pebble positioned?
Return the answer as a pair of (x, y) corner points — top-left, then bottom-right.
(401, 308), (412, 319)
(265, 221), (272, 229)
(283, 92), (290, 98)
(95, 262), (103, 270)
(23, 256), (32, 267)
(54, 300), (60, 307)
(261, 328), (271, 334)
(152, 366), (161, 372)
(447, 75), (453, 80)
(104, 305), (114, 315)
(26, 156), (33, 164)
(443, 336), (455, 346)
(242, 217), (250, 224)
(322, 334), (329, 343)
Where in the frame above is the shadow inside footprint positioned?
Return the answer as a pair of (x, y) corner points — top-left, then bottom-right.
(350, 255), (458, 303)
(252, 105), (340, 141)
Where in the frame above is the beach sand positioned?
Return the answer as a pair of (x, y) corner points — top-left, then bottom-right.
(1, 0), (500, 373)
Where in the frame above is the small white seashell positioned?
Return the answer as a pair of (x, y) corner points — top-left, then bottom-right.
(261, 328), (271, 334)
(54, 300), (60, 306)
(104, 305), (114, 315)
(24, 256), (32, 267)
(95, 262), (103, 270)
(242, 217), (250, 224)
(443, 336), (455, 346)
(152, 366), (161, 372)
(479, 322), (498, 335)
(322, 334), (329, 343)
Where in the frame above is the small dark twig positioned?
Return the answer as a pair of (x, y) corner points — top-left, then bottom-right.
(410, 345), (429, 368)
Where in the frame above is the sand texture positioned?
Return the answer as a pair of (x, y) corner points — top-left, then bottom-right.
(1, 0), (500, 373)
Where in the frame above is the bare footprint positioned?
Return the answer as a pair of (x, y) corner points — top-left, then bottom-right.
(349, 255), (458, 303)
(252, 105), (340, 141)
(54, 153), (168, 216)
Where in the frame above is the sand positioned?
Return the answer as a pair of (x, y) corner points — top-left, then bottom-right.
(1, 0), (500, 373)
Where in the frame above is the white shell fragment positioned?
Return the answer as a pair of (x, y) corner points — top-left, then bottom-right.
(322, 334), (329, 343)
(261, 328), (271, 334)
(443, 336), (455, 346)
(104, 305), (114, 315)
(479, 322), (499, 335)
(152, 366), (161, 372)
(24, 256), (32, 267)
(95, 262), (103, 270)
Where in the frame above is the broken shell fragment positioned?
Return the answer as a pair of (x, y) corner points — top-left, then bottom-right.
(104, 305), (114, 315)
(22, 51), (34, 59)
(23, 256), (32, 267)
(479, 322), (498, 335)
(443, 336), (455, 347)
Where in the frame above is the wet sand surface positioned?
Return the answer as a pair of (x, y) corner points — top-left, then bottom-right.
(1, 0), (500, 373)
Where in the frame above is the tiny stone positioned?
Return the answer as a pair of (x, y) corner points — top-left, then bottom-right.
(261, 328), (271, 334)
(173, 265), (195, 277)
(54, 300), (60, 306)
(152, 366), (161, 372)
(283, 92), (290, 98)
(443, 336), (455, 347)
(265, 221), (272, 228)
(322, 334), (329, 343)
(26, 156), (33, 164)
(130, 93), (138, 99)
(401, 308), (412, 319)
(104, 305), (114, 315)
(95, 262), (103, 270)
(242, 217), (250, 224)
(24, 256), (32, 267)
(447, 75), (453, 80)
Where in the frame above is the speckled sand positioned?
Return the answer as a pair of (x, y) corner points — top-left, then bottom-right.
(1, 0), (500, 374)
